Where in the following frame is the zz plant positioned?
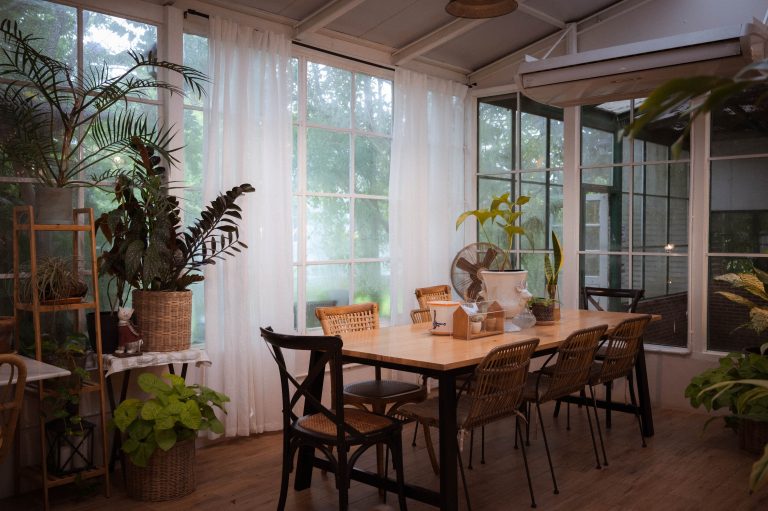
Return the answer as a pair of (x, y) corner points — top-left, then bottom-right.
(113, 373), (229, 467)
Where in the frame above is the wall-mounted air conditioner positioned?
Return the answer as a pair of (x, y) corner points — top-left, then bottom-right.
(517, 22), (765, 107)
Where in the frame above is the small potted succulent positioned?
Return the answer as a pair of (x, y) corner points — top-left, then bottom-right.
(529, 296), (557, 324)
(113, 372), (229, 501)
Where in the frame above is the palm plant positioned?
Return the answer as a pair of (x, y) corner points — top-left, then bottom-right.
(0, 19), (207, 187)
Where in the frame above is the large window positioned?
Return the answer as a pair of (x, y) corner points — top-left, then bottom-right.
(477, 94), (563, 298)
(707, 84), (768, 352)
(580, 100), (690, 347)
(291, 57), (393, 331)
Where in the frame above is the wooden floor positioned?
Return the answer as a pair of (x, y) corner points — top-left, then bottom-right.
(5, 405), (768, 510)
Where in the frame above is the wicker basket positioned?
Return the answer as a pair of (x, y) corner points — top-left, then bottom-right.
(124, 438), (196, 501)
(739, 418), (768, 454)
(132, 290), (192, 352)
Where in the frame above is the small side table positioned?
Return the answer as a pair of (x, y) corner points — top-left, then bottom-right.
(103, 348), (212, 472)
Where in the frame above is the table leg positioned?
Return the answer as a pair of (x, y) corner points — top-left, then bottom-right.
(635, 340), (654, 437)
(438, 373), (459, 511)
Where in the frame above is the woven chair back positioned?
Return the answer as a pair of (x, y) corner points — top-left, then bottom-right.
(541, 325), (607, 401)
(582, 287), (644, 313)
(315, 303), (379, 335)
(594, 315), (652, 384)
(0, 354), (27, 464)
(410, 308), (432, 324)
(463, 339), (539, 431)
(415, 285), (452, 309)
(260, 327), (369, 441)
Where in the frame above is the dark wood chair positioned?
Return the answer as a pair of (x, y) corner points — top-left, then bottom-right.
(400, 339), (540, 510)
(414, 284), (452, 309)
(260, 327), (408, 511)
(522, 324), (607, 495)
(588, 315), (653, 466)
(0, 354), (27, 464)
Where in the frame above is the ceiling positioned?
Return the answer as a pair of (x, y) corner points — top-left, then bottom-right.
(201, 0), (624, 81)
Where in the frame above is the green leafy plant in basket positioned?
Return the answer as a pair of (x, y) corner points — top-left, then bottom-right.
(112, 372), (229, 467)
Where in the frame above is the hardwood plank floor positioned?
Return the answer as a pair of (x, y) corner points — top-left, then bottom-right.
(4, 405), (768, 510)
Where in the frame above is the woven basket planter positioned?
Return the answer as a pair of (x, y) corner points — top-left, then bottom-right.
(124, 438), (196, 501)
(132, 290), (192, 352)
(530, 302), (555, 324)
(739, 418), (768, 454)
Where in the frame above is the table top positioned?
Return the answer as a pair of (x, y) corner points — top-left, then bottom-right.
(0, 355), (70, 385)
(103, 348), (211, 377)
(340, 309), (655, 373)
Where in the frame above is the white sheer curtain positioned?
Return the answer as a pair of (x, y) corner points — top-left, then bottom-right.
(389, 69), (468, 325)
(203, 17), (293, 436)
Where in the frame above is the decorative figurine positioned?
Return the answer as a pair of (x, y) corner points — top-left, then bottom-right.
(115, 307), (143, 356)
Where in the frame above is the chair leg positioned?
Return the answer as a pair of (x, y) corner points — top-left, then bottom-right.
(628, 373), (647, 448)
(553, 398), (562, 418)
(457, 437), (472, 511)
(583, 389), (602, 470)
(516, 416), (537, 508)
(589, 384), (609, 467)
(411, 420), (419, 446)
(605, 381), (613, 429)
(468, 428), (475, 469)
(525, 401), (532, 446)
(422, 422), (440, 475)
(390, 434), (409, 511)
(481, 426), (486, 464)
(535, 402), (559, 494)
(336, 447), (349, 511)
(566, 402), (571, 431)
(278, 435), (291, 511)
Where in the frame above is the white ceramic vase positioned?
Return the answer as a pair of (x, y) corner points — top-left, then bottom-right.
(479, 270), (532, 319)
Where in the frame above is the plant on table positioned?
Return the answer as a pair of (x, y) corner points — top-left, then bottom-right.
(112, 372), (229, 467)
(544, 231), (563, 302)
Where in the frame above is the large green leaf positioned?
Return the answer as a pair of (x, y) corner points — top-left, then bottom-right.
(113, 398), (142, 432)
(179, 399), (203, 430)
(154, 427), (178, 451)
(138, 373), (172, 396)
(750, 443), (768, 492)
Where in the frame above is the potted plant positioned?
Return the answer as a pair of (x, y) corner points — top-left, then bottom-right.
(112, 372), (229, 501)
(0, 19), (207, 223)
(543, 230), (564, 320)
(96, 138), (254, 352)
(19, 256), (88, 305)
(529, 296), (556, 324)
(456, 193), (531, 317)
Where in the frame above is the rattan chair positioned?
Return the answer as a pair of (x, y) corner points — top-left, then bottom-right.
(522, 324), (607, 494)
(409, 308), (432, 324)
(315, 303), (427, 483)
(1, 354), (27, 465)
(588, 315), (652, 466)
(400, 339), (540, 510)
(414, 285), (452, 309)
(260, 327), (408, 511)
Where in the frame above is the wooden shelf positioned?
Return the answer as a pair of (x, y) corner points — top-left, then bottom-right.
(14, 223), (93, 232)
(21, 465), (106, 488)
(15, 301), (98, 313)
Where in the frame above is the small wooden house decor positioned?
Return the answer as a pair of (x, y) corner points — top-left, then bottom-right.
(452, 301), (505, 340)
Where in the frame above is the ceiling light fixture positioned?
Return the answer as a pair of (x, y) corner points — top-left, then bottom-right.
(445, 0), (518, 19)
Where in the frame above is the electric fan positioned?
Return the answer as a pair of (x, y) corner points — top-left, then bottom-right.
(450, 242), (508, 301)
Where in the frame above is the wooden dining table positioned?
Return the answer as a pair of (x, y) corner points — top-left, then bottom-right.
(294, 308), (656, 511)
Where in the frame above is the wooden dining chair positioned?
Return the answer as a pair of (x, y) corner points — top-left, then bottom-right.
(409, 308), (432, 324)
(588, 315), (653, 466)
(400, 339), (540, 510)
(1, 354), (27, 465)
(315, 303), (426, 486)
(522, 324), (607, 495)
(414, 285), (452, 309)
(260, 327), (408, 511)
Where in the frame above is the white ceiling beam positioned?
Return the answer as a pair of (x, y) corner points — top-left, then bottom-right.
(294, 0), (367, 40)
(517, 3), (566, 29)
(392, 18), (489, 66)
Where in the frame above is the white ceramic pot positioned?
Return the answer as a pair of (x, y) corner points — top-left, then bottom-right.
(479, 270), (532, 318)
(427, 300), (461, 336)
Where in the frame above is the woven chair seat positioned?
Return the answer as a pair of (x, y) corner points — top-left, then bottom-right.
(296, 408), (395, 438)
(344, 379), (422, 400)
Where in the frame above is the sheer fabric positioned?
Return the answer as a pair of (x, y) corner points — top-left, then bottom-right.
(203, 17), (294, 436)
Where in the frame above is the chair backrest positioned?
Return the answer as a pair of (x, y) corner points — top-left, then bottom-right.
(260, 327), (364, 442)
(410, 308), (432, 324)
(0, 354), (27, 464)
(315, 303), (379, 335)
(462, 338), (539, 431)
(582, 287), (645, 313)
(595, 315), (652, 384)
(540, 324), (607, 401)
(415, 285), (452, 309)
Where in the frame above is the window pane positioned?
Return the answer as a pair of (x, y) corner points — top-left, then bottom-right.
(306, 197), (350, 261)
(632, 163), (689, 254)
(632, 255), (687, 299)
(307, 62), (351, 128)
(550, 119), (564, 168)
(306, 264), (350, 329)
(581, 167), (630, 252)
(83, 11), (158, 99)
(709, 157), (768, 253)
(183, 34), (209, 106)
(521, 112), (546, 170)
(354, 199), (388, 258)
(5, 1), (76, 68)
(580, 254), (629, 291)
(520, 253), (546, 298)
(355, 73), (392, 135)
(183, 109), (205, 226)
(307, 128), (349, 193)
(708, 257), (768, 351)
(354, 262), (390, 320)
(354, 135), (389, 195)
(478, 102), (513, 174)
(520, 175), (546, 250)
(711, 84), (768, 157)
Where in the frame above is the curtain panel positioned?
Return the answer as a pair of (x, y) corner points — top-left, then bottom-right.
(203, 17), (294, 437)
(389, 68), (468, 326)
